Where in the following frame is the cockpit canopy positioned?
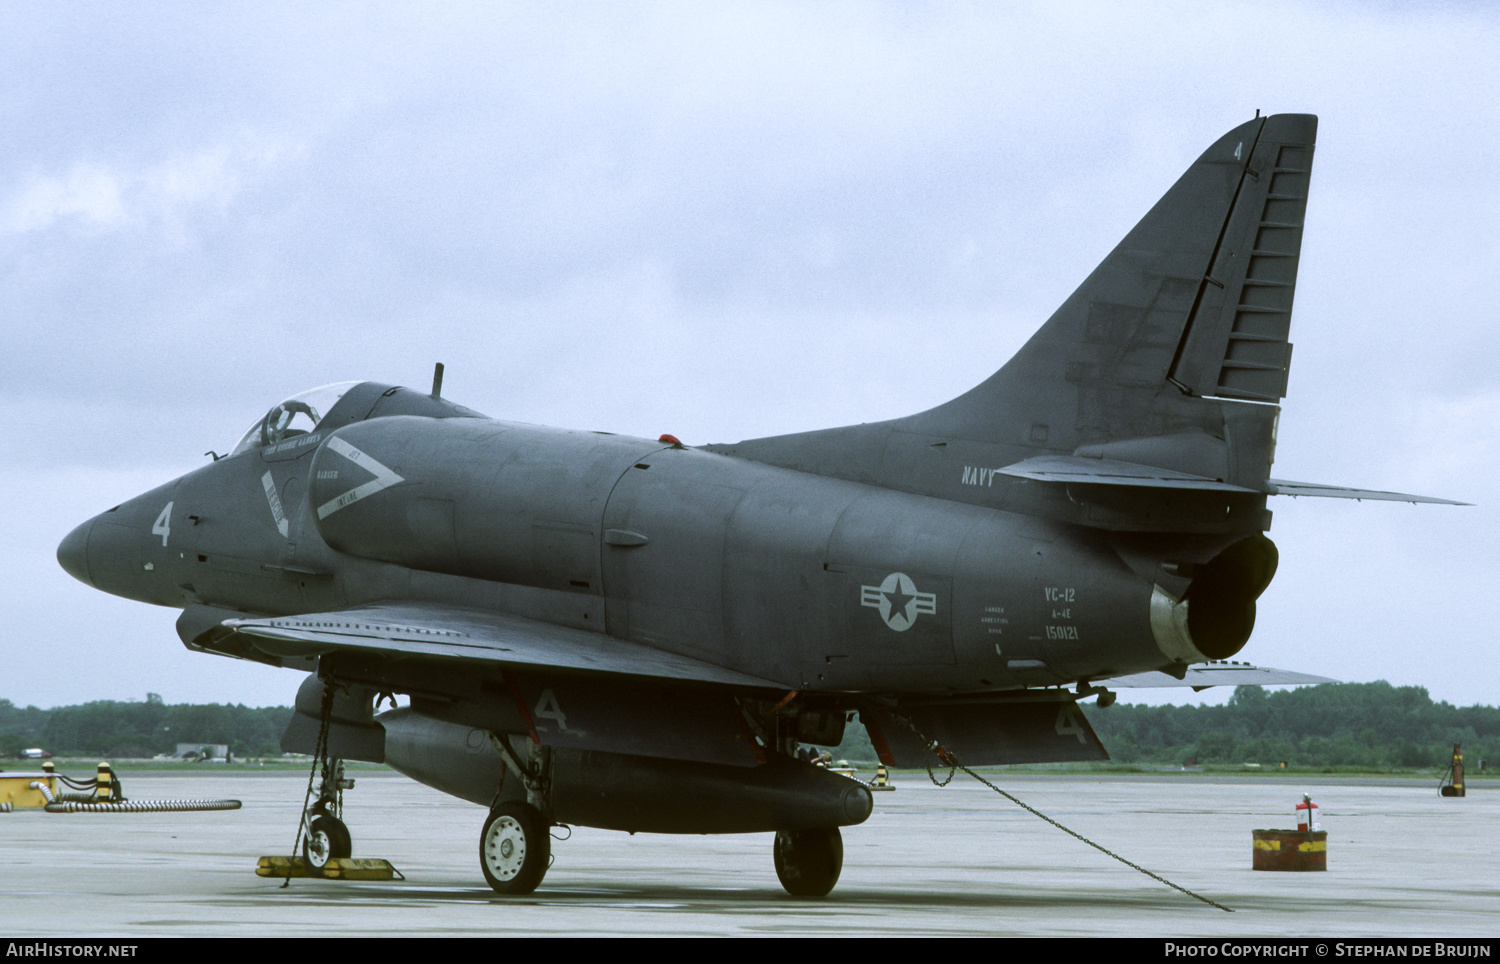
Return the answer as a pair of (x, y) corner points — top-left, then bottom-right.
(232, 382), (360, 456)
(231, 380), (484, 457)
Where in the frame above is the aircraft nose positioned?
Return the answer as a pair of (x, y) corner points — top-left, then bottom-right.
(57, 518), (94, 587)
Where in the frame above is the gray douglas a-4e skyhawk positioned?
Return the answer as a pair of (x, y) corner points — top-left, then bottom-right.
(57, 113), (1461, 897)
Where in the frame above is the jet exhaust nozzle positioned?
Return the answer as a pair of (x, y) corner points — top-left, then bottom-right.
(1152, 535), (1279, 663)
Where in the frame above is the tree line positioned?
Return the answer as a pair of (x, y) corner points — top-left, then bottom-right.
(1082, 681), (1497, 770)
(4, 681), (1494, 769)
(0, 694), (292, 759)
(817, 681), (1495, 770)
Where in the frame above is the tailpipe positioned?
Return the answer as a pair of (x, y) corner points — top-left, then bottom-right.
(1152, 535), (1279, 662)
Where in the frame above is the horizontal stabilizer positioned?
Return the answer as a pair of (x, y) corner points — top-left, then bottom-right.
(1266, 479), (1470, 505)
(1099, 661), (1337, 689)
(999, 457), (1470, 506)
(193, 602), (786, 689)
(999, 455), (1258, 492)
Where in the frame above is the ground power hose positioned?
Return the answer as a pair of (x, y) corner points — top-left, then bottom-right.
(44, 799), (242, 813)
(20, 780), (241, 814)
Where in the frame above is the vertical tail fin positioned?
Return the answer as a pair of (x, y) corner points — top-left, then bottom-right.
(715, 115), (1317, 507)
(915, 113), (1316, 448)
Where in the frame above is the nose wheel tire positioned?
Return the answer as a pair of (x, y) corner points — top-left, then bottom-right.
(303, 814), (351, 874)
(774, 827), (843, 897)
(480, 803), (550, 894)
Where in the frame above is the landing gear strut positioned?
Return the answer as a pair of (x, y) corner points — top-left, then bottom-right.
(774, 827), (844, 897)
(748, 697), (852, 898)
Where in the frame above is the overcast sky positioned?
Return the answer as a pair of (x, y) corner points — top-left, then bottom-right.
(3, 2), (1495, 711)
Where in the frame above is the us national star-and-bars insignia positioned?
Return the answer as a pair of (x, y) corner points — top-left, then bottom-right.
(860, 572), (937, 632)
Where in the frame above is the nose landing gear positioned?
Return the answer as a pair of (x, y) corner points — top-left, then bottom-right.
(300, 756), (355, 875)
(286, 679), (365, 879)
(304, 809), (352, 872)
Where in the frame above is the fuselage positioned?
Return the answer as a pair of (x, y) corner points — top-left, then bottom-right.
(58, 384), (1227, 697)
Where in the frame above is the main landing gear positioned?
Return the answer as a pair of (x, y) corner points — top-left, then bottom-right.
(482, 734), (553, 895)
(479, 802), (550, 894)
(774, 827), (844, 897)
(764, 704), (849, 898)
(466, 723), (859, 897)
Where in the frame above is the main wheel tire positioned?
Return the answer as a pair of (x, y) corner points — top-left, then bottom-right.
(303, 814), (351, 874)
(480, 803), (550, 895)
(774, 827), (843, 898)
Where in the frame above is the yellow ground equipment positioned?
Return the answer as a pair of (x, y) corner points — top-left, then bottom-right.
(0, 771), (59, 810)
(256, 856), (402, 881)
(1440, 744), (1465, 797)
(0, 762), (240, 814)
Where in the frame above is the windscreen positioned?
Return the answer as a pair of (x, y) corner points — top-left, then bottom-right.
(231, 382), (361, 456)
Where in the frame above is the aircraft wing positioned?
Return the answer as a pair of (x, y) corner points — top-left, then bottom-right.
(180, 601), (786, 690)
(1098, 661), (1337, 689)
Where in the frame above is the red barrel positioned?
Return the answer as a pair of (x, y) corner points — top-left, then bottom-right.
(1252, 829), (1327, 871)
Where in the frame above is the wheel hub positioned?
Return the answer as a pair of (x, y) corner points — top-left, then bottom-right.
(484, 816), (527, 880)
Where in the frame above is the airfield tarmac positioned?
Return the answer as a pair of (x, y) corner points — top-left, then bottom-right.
(1, 770), (1494, 938)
